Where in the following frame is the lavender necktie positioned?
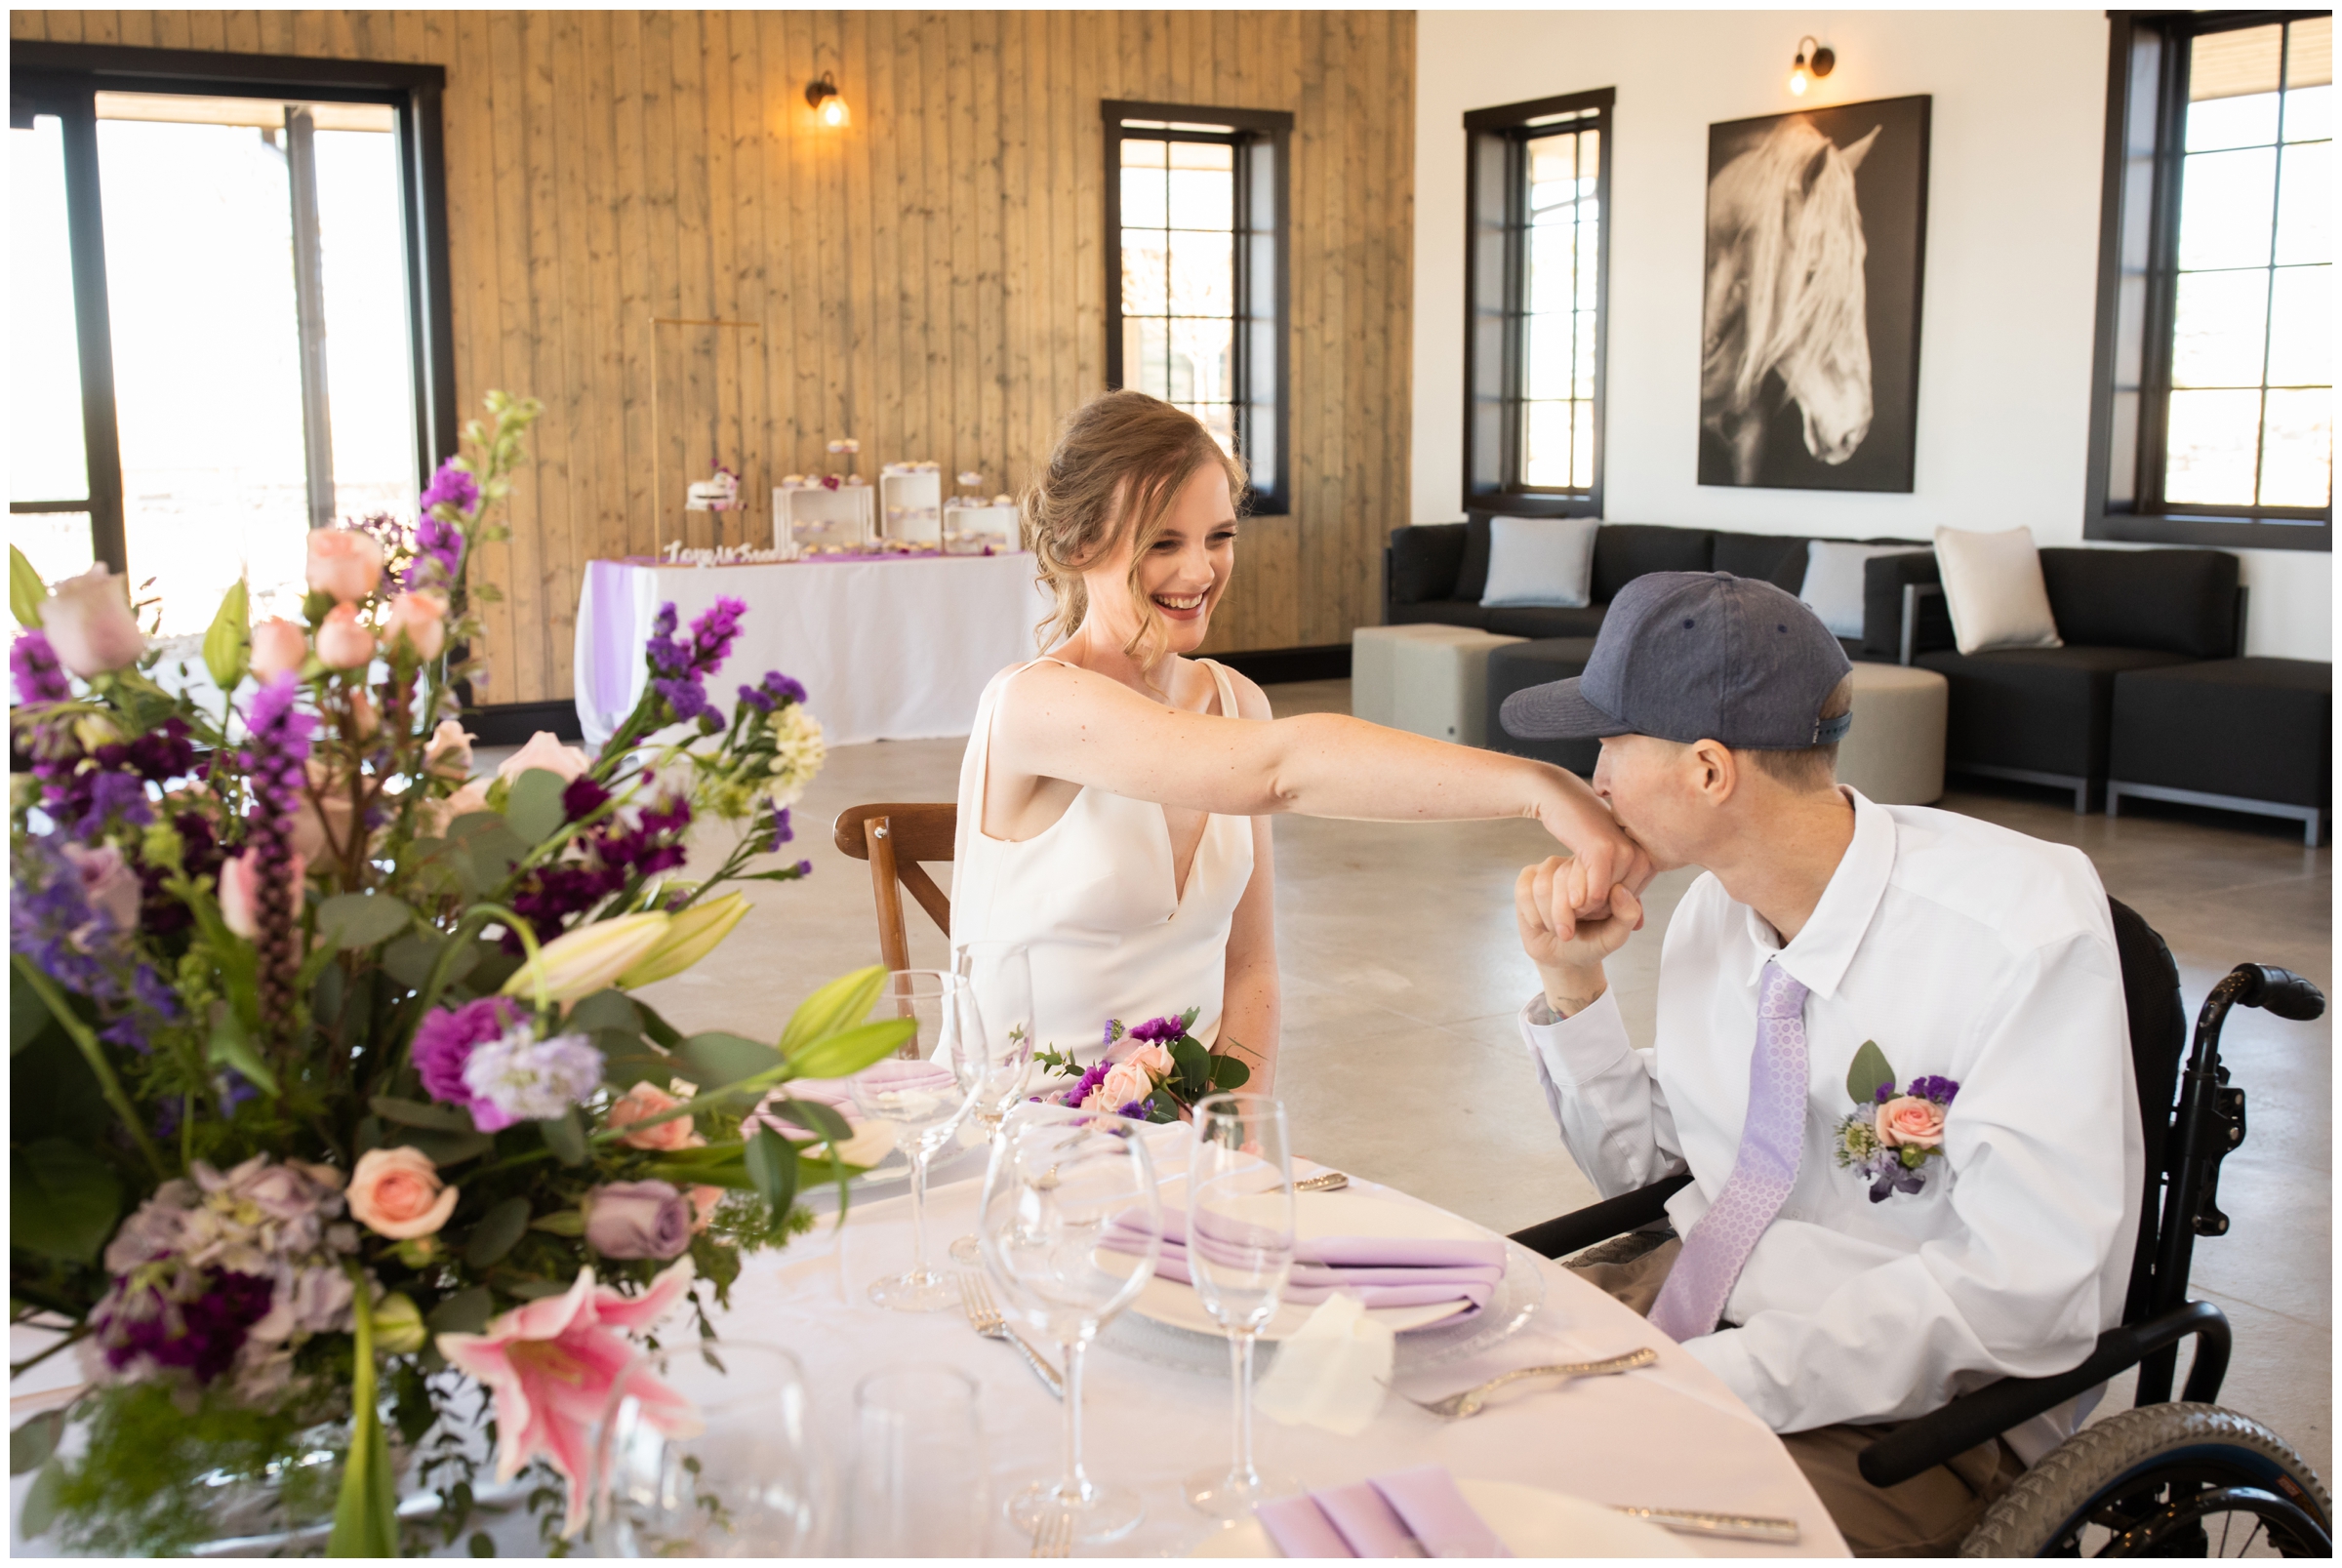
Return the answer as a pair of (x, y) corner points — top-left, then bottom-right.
(1648, 961), (1810, 1344)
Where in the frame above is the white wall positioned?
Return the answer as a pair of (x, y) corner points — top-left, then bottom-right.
(1412, 10), (2333, 660)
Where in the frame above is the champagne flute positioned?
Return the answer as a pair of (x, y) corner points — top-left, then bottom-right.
(845, 1364), (989, 1554)
(979, 1103), (1162, 1544)
(949, 941), (1036, 1265)
(850, 969), (984, 1311)
(1183, 1093), (1299, 1517)
(591, 1342), (827, 1556)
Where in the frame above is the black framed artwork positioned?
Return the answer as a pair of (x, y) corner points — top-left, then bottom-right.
(1699, 95), (1930, 493)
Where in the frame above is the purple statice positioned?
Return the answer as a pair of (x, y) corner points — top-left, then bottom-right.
(1874, 1080), (1897, 1106)
(642, 598), (749, 724)
(687, 598), (747, 670)
(413, 996), (523, 1112)
(505, 791), (694, 945)
(735, 668), (808, 714)
(562, 775), (612, 822)
(1069, 1059), (1111, 1106)
(460, 1026), (604, 1131)
(421, 459), (480, 515)
(239, 676), (315, 1043)
(1116, 1100), (1151, 1120)
(1127, 1015), (1187, 1047)
(11, 628), (70, 705)
(1908, 1074), (1960, 1106)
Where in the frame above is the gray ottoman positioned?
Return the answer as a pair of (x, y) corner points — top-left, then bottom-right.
(2108, 658), (2331, 844)
(1352, 623), (1525, 745)
(1484, 638), (1602, 776)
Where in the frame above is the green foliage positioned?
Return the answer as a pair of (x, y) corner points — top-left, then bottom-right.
(783, 1019), (915, 1081)
(318, 891), (416, 950)
(206, 1007), (279, 1097)
(680, 1030), (783, 1089)
(539, 1108), (587, 1166)
(1845, 1040), (1896, 1106)
(11, 1140), (121, 1263)
(10, 543), (47, 628)
(743, 1127), (797, 1213)
(201, 577), (249, 690)
(464, 1197), (534, 1268)
(777, 966), (887, 1057)
(503, 768), (569, 844)
(11, 970), (59, 1057)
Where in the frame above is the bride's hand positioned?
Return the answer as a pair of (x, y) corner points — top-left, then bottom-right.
(1532, 786), (1652, 921)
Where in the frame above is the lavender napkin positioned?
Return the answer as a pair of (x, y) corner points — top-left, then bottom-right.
(1257, 1495), (1357, 1558)
(1370, 1467), (1512, 1558)
(1315, 1481), (1428, 1557)
(1102, 1210), (1507, 1312)
(1253, 1469), (1509, 1559)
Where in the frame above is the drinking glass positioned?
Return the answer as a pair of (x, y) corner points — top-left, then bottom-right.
(850, 969), (985, 1311)
(949, 941), (1036, 1265)
(591, 1342), (827, 1556)
(1183, 1093), (1299, 1517)
(845, 1364), (989, 1555)
(979, 1103), (1163, 1544)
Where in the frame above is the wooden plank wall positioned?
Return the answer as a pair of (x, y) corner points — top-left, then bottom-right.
(10, 11), (1417, 705)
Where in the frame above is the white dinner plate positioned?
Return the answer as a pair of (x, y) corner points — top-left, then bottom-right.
(1189, 1478), (1696, 1558)
(1102, 1188), (1500, 1342)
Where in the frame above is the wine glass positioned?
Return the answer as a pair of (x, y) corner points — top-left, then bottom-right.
(591, 1342), (828, 1556)
(845, 1364), (989, 1554)
(949, 941), (1036, 1265)
(979, 1102), (1162, 1544)
(1183, 1093), (1299, 1517)
(850, 969), (984, 1311)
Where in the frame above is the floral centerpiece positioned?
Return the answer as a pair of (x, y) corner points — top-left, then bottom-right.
(1032, 1008), (1250, 1123)
(9, 393), (907, 1555)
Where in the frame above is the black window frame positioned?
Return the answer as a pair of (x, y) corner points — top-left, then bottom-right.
(2084, 11), (2331, 553)
(8, 42), (458, 576)
(1462, 88), (1614, 519)
(1102, 99), (1293, 517)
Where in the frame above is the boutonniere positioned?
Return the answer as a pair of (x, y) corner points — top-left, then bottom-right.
(1833, 1041), (1959, 1202)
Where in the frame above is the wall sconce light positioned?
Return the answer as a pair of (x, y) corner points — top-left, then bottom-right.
(1788, 37), (1836, 97)
(805, 70), (850, 128)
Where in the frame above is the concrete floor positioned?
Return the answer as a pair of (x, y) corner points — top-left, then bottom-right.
(536, 674), (2332, 1486)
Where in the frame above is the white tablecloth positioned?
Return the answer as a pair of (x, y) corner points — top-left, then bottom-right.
(573, 553), (1054, 747)
(719, 1150), (1847, 1558)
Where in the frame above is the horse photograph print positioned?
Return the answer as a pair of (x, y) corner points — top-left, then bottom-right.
(1699, 95), (1931, 492)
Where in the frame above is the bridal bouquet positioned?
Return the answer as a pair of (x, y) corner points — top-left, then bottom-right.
(1033, 1008), (1250, 1123)
(8, 393), (910, 1556)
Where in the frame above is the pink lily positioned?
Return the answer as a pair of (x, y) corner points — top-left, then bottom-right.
(437, 1257), (704, 1538)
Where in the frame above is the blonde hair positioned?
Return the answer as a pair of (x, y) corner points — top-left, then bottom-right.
(1022, 390), (1248, 663)
(1741, 673), (1855, 791)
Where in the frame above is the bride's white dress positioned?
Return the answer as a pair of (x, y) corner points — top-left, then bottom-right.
(949, 657), (1254, 1064)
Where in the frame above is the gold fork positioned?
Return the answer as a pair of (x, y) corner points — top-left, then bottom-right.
(959, 1272), (1064, 1398)
(1396, 1347), (1659, 1419)
(1029, 1508), (1072, 1557)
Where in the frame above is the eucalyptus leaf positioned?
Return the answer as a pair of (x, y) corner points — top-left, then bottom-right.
(9, 1409), (63, 1475)
(207, 1009), (280, 1097)
(538, 1108), (587, 1166)
(201, 577), (249, 690)
(11, 974), (58, 1057)
(1208, 1053), (1252, 1091)
(1845, 1040), (1897, 1107)
(505, 768), (569, 845)
(600, 1041), (676, 1092)
(681, 1030), (784, 1089)
(393, 1126), (495, 1166)
(634, 1000), (685, 1050)
(317, 891), (415, 951)
(18, 1459), (62, 1541)
(568, 989), (641, 1036)
(464, 1196), (534, 1268)
(368, 1095), (475, 1132)
(743, 1126), (797, 1212)
(776, 965), (887, 1058)
(384, 931), (464, 991)
(10, 1141), (121, 1263)
(425, 1285), (494, 1336)
(784, 1018), (915, 1081)
(767, 1098), (853, 1145)
(448, 812), (527, 895)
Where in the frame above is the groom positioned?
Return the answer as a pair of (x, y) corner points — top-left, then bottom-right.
(1500, 573), (2141, 1556)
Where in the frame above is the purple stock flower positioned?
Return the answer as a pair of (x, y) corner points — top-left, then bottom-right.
(1874, 1081), (1897, 1106)
(1116, 1101), (1151, 1120)
(11, 629), (70, 704)
(562, 776), (612, 822)
(736, 668), (807, 714)
(421, 459), (480, 515)
(1908, 1074), (1960, 1106)
(413, 997), (524, 1111)
(643, 599), (749, 725)
(1070, 1060), (1111, 1105)
(1128, 1015), (1187, 1046)
(461, 1027), (604, 1131)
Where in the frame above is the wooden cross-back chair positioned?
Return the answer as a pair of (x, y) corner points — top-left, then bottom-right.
(832, 803), (957, 971)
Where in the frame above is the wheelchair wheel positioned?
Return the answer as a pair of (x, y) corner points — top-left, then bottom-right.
(1959, 1404), (2330, 1557)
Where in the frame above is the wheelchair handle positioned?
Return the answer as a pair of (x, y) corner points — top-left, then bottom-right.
(2232, 964), (2325, 1023)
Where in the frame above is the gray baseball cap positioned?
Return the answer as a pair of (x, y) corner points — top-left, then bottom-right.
(1501, 572), (1854, 747)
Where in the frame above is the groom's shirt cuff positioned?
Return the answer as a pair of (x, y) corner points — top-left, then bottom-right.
(1519, 986), (1634, 1086)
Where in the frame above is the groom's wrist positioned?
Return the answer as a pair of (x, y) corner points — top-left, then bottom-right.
(1536, 961), (1607, 1019)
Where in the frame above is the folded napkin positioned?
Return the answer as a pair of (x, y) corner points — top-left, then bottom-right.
(1102, 1209), (1508, 1311)
(1256, 1467), (1510, 1559)
(1253, 1293), (1393, 1436)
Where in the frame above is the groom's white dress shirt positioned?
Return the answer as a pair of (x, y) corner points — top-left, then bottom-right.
(1520, 789), (2143, 1462)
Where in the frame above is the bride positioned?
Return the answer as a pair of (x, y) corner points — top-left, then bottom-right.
(952, 392), (1643, 1094)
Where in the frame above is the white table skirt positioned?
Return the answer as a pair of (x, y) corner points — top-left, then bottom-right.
(573, 553), (1055, 747)
(717, 1154), (1848, 1558)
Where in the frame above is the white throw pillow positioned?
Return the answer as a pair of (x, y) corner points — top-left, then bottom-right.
(1933, 526), (2063, 655)
(1478, 515), (1600, 609)
(1798, 542), (1915, 640)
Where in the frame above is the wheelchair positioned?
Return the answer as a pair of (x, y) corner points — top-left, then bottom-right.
(1510, 899), (2331, 1556)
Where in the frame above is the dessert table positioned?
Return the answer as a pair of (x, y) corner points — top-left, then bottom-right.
(720, 1151), (1847, 1558)
(574, 552), (1054, 747)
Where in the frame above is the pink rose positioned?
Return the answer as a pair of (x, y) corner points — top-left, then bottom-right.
(1876, 1096), (1947, 1149)
(248, 616), (309, 681)
(346, 1146), (459, 1239)
(61, 841), (141, 932)
(605, 1081), (705, 1152)
(384, 590), (449, 661)
(219, 848), (306, 939)
(44, 566), (144, 677)
(314, 603), (376, 670)
(496, 730), (590, 784)
(305, 528), (384, 603)
(1128, 1042), (1176, 1080)
(1086, 1059), (1155, 1112)
(424, 719), (476, 780)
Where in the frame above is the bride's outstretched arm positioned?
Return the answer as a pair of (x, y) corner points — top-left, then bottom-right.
(1218, 815), (1280, 1095)
(992, 660), (1650, 906)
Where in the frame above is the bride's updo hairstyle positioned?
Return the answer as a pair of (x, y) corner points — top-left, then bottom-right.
(1023, 390), (1247, 661)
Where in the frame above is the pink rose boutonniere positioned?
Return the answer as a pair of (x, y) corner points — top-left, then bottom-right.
(1030, 1006), (1251, 1122)
(1833, 1041), (1959, 1202)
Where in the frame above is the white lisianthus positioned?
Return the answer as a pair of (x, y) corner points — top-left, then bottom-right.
(763, 706), (827, 808)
